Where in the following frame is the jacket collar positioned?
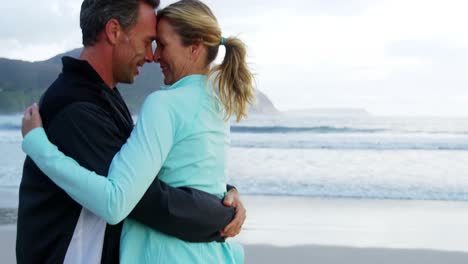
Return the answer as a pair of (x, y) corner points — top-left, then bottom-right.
(61, 56), (113, 89)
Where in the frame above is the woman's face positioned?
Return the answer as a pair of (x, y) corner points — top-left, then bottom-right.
(153, 18), (193, 85)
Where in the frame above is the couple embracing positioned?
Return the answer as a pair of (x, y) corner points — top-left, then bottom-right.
(17, 0), (254, 263)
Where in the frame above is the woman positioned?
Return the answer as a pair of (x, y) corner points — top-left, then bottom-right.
(21, 0), (254, 263)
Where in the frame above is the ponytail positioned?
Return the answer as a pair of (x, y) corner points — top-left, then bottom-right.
(209, 37), (255, 122)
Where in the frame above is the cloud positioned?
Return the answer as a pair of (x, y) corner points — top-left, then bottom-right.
(0, 0), (82, 61)
(389, 39), (468, 64)
(1, 0), (468, 115)
(2, 1), (80, 41)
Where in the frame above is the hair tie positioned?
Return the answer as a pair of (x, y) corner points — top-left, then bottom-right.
(220, 37), (226, 46)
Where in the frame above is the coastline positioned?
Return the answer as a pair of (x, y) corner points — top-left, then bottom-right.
(232, 195), (468, 252)
(2, 225), (467, 264)
(2, 191), (468, 263)
(244, 244), (468, 264)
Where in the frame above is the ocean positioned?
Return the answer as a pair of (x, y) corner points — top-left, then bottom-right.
(1, 113), (468, 202)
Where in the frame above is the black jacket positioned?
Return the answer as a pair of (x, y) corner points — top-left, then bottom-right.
(16, 57), (235, 264)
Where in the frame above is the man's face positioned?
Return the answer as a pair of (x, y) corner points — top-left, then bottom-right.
(113, 3), (157, 84)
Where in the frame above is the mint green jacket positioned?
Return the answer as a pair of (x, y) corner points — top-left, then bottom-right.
(23, 75), (243, 263)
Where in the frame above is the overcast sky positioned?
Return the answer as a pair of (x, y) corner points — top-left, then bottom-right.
(2, 0), (468, 116)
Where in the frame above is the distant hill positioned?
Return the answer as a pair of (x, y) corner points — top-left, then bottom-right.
(0, 48), (164, 114)
(252, 89), (277, 115)
(0, 48), (277, 115)
(0, 57), (60, 113)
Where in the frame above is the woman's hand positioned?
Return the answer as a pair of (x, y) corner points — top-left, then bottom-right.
(22, 103), (43, 138)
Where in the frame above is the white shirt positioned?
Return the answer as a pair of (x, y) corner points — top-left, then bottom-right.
(64, 208), (107, 264)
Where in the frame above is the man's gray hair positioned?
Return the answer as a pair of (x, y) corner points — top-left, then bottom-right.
(80, 0), (160, 46)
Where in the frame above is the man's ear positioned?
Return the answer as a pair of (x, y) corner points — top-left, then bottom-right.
(104, 18), (122, 45)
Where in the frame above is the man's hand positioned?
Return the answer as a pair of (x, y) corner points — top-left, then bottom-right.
(220, 188), (246, 238)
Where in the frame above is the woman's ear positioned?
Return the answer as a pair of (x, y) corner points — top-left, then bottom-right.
(190, 38), (204, 60)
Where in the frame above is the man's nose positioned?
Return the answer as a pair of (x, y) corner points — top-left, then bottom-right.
(144, 46), (153, 63)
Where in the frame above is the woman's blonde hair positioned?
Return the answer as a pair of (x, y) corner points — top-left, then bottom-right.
(157, 0), (255, 122)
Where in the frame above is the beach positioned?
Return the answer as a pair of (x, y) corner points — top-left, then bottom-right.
(237, 196), (468, 263)
(245, 245), (468, 264)
(2, 190), (468, 263)
(2, 226), (468, 264)
(2, 113), (468, 263)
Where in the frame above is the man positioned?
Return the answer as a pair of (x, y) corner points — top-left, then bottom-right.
(16, 0), (245, 263)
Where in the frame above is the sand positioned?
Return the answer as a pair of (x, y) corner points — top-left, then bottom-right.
(2, 225), (467, 264)
(1, 190), (468, 263)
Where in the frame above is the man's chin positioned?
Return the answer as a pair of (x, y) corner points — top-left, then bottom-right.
(119, 76), (135, 85)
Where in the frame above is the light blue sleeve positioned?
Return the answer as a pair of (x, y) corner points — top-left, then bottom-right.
(22, 93), (175, 224)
